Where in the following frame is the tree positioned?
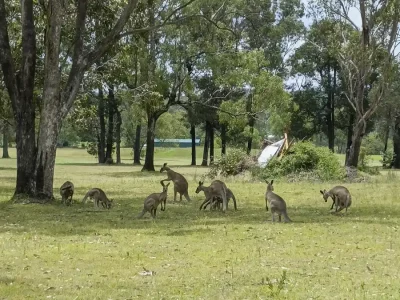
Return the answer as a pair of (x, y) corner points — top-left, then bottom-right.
(0, 0), (196, 198)
(317, 0), (400, 169)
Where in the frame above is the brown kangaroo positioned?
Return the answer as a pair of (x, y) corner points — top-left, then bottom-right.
(160, 163), (191, 202)
(265, 180), (292, 223)
(195, 181), (237, 211)
(82, 188), (113, 209)
(320, 186), (352, 213)
(60, 181), (74, 206)
(137, 182), (170, 219)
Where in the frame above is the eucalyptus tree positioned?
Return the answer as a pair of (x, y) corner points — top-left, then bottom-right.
(314, 0), (400, 168)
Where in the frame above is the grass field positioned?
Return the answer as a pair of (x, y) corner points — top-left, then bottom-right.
(1, 147), (400, 299)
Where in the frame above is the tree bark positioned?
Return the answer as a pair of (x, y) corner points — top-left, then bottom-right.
(327, 65), (335, 152)
(142, 114), (158, 171)
(247, 116), (255, 155)
(209, 123), (214, 164)
(2, 120), (10, 158)
(346, 117), (366, 168)
(190, 124), (196, 165)
(105, 85), (114, 162)
(133, 124), (142, 165)
(115, 109), (122, 164)
(201, 122), (210, 166)
(345, 113), (354, 165)
(392, 114), (400, 168)
(98, 87), (106, 163)
(221, 124), (227, 156)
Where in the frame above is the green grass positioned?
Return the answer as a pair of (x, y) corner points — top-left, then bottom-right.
(1, 148), (400, 299)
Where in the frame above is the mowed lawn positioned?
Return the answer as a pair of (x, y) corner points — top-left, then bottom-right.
(1, 148), (400, 299)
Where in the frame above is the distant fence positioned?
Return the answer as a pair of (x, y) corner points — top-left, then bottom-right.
(153, 138), (201, 148)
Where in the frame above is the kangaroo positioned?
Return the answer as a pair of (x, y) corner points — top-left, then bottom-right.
(138, 182), (170, 219)
(82, 188), (113, 209)
(196, 181), (237, 211)
(60, 181), (74, 206)
(265, 180), (292, 223)
(160, 163), (191, 202)
(194, 180), (229, 212)
(320, 186), (352, 213)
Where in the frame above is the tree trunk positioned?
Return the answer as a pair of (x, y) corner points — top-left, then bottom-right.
(142, 114), (157, 171)
(105, 86), (114, 162)
(346, 117), (366, 168)
(392, 114), (400, 168)
(327, 65), (335, 152)
(190, 124), (196, 165)
(221, 124), (227, 156)
(133, 124), (141, 165)
(383, 110), (391, 153)
(115, 109), (121, 164)
(201, 122), (210, 166)
(98, 87), (106, 163)
(345, 113), (354, 165)
(2, 120), (10, 158)
(209, 123), (214, 164)
(247, 116), (255, 155)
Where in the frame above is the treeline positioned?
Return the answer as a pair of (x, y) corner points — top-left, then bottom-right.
(1, 0), (400, 199)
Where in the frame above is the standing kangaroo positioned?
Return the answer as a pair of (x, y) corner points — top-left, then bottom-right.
(265, 180), (292, 223)
(320, 186), (352, 213)
(60, 181), (74, 206)
(82, 188), (113, 209)
(138, 182), (170, 219)
(194, 180), (229, 212)
(160, 163), (191, 202)
(195, 181), (237, 211)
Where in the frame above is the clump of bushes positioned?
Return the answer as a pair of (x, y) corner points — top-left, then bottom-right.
(254, 141), (346, 181)
(207, 149), (256, 178)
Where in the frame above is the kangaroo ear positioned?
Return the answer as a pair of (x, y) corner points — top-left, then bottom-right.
(265, 180), (269, 184)
(198, 181), (201, 185)
(271, 180), (274, 185)
(320, 190), (324, 195)
(163, 163), (167, 167)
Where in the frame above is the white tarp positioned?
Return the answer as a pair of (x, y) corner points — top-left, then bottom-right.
(257, 139), (285, 167)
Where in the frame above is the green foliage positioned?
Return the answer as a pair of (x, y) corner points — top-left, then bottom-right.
(156, 111), (190, 140)
(207, 149), (256, 178)
(381, 150), (394, 169)
(255, 142), (345, 181)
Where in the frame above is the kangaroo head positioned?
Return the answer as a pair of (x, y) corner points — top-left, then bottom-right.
(162, 182), (170, 193)
(195, 181), (204, 194)
(319, 189), (329, 202)
(265, 179), (274, 192)
(160, 162), (170, 173)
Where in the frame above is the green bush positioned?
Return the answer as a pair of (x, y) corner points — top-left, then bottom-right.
(254, 141), (345, 181)
(207, 149), (256, 178)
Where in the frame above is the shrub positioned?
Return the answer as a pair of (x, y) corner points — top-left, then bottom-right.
(207, 149), (256, 178)
(254, 141), (345, 181)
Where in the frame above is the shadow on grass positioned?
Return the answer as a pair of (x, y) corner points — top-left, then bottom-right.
(0, 199), (399, 237)
(0, 167), (16, 171)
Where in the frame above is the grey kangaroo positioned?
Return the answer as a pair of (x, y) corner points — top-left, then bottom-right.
(60, 181), (74, 206)
(82, 188), (113, 209)
(320, 186), (352, 213)
(160, 163), (191, 202)
(265, 180), (292, 223)
(137, 182), (170, 219)
(195, 181), (237, 211)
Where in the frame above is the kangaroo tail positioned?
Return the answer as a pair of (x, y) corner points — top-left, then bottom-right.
(283, 211), (292, 223)
(184, 192), (192, 202)
(82, 191), (90, 204)
(137, 209), (146, 219)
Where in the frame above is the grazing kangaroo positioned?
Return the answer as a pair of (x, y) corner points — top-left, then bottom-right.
(82, 188), (113, 209)
(265, 180), (292, 223)
(196, 181), (237, 211)
(194, 180), (229, 212)
(138, 182), (170, 219)
(60, 181), (74, 206)
(320, 186), (352, 213)
(160, 163), (191, 202)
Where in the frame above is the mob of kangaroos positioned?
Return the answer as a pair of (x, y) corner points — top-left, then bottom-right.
(160, 163), (192, 202)
(195, 181), (237, 211)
